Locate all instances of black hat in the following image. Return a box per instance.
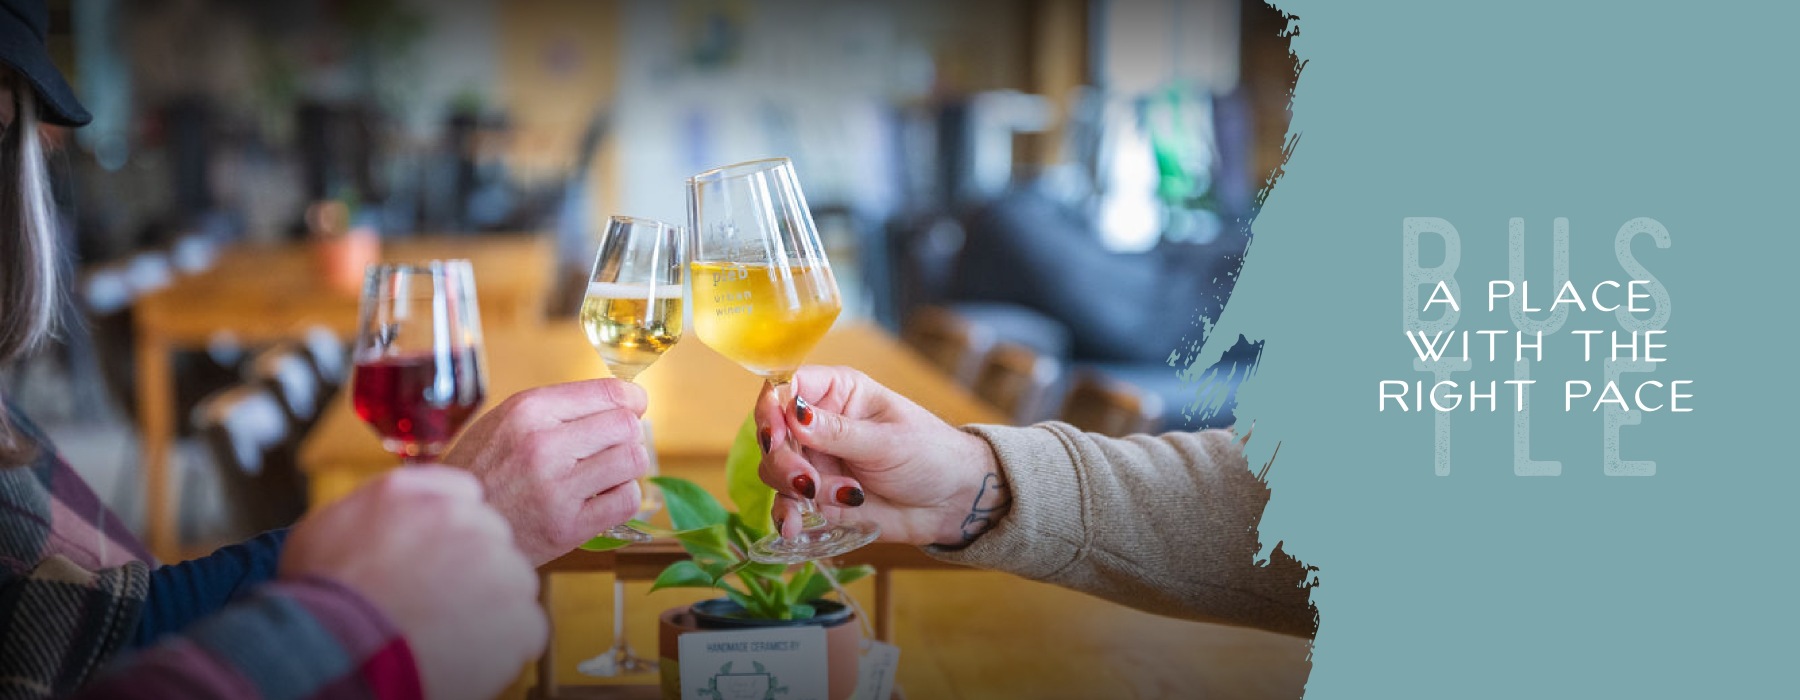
[0,0,91,127]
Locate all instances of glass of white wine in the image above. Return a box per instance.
[579,215,684,543]
[687,157,879,564]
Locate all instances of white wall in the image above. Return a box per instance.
[1102,0,1240,94]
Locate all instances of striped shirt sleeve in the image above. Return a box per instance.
[75,576,422,700]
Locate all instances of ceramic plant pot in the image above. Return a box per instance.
[658,599,860,700]
[313,227,379,296]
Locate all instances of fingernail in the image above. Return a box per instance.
[795,396,813,426]
[758,427,772,453]
[792,474,816,499]
[836,485,865,507]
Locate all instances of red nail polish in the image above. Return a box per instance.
[836,485,865,507]
[793,474,816,499]
[795,397,813,426]
[758,427,772,453]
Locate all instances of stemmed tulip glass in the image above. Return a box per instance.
[577,215,683,542]
[351,261,488,464]
[686,157,878,564]
[574,216,682,676]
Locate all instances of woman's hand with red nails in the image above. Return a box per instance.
[755,366,1001,546]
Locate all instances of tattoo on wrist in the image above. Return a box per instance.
[959,472,1012,543]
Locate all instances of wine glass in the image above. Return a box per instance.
[579,215,683,540]
[687,157,878,564]
[576,217,681,675]
[351,260,488,464]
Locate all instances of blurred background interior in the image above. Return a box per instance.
[6,0,1296,556]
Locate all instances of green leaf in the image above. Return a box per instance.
[792,563,875,603]
[624,519,677,537]
[700,560,737,586]
[650,560,717,593]
[742,561,790,579]
[724,414,776,539]
[716,554,789,584]
[722,587,757,611]
[725,514,757,554]
[784,557,820,601]
[789,603,815,620]
[729,563,784,619]
[579,535,632,551]
[790,567,830,605]
[672,524,735,563]
[761,577,790,611]
[649,476,729,531]
[831,564,875,587]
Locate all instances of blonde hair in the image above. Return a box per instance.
[0,75,59,365]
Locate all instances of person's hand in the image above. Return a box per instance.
[755,366,1008,547]
[443,379,651,565]
[280,467,545,700]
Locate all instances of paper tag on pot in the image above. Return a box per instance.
[678,626,829,700]
[854,641,900,700]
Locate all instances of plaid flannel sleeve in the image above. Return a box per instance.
[75,576,422,700]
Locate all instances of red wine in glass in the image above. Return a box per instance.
[352,260,488,463]
[351,349,486,459]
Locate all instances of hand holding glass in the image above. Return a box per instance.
[687,157,878,563]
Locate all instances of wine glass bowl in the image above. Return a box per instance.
[580,215,685,543]
[580,216,686,384]
[688,260,840,378]
[351,260,487,463]
[687,157,878,564]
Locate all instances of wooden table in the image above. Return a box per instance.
[136,234,554,561]
[299,322,1312,699]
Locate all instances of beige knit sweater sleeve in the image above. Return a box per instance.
[925,423,1317,638]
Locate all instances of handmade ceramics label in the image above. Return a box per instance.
[677,627,829,700]
[854,641,900,700]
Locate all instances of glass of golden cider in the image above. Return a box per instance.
[687,157,878,564]
[579,215,684,544]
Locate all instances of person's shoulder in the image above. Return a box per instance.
[1,401,155,569]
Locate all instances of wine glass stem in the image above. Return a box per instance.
[612,578,629,649]
[771,380,828,530]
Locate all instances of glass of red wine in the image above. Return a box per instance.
[351,260,488,464]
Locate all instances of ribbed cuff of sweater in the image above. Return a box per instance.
[922,423,1088,579]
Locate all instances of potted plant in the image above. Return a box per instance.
[305,197,379,296]
[585,419,873,699]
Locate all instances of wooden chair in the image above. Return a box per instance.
[191,384,310,535]
[972,342,1062,425]
[1058,371,1164,437]
[301,326,350,388]
[299,327,350,414]
[246,344,324,432]
[78,262,241,432]
[901,305,995,385]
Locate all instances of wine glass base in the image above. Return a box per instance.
[748,521,880,564]
[601,524,654,543]
[577,646,659,677]
[382,438,449,463]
